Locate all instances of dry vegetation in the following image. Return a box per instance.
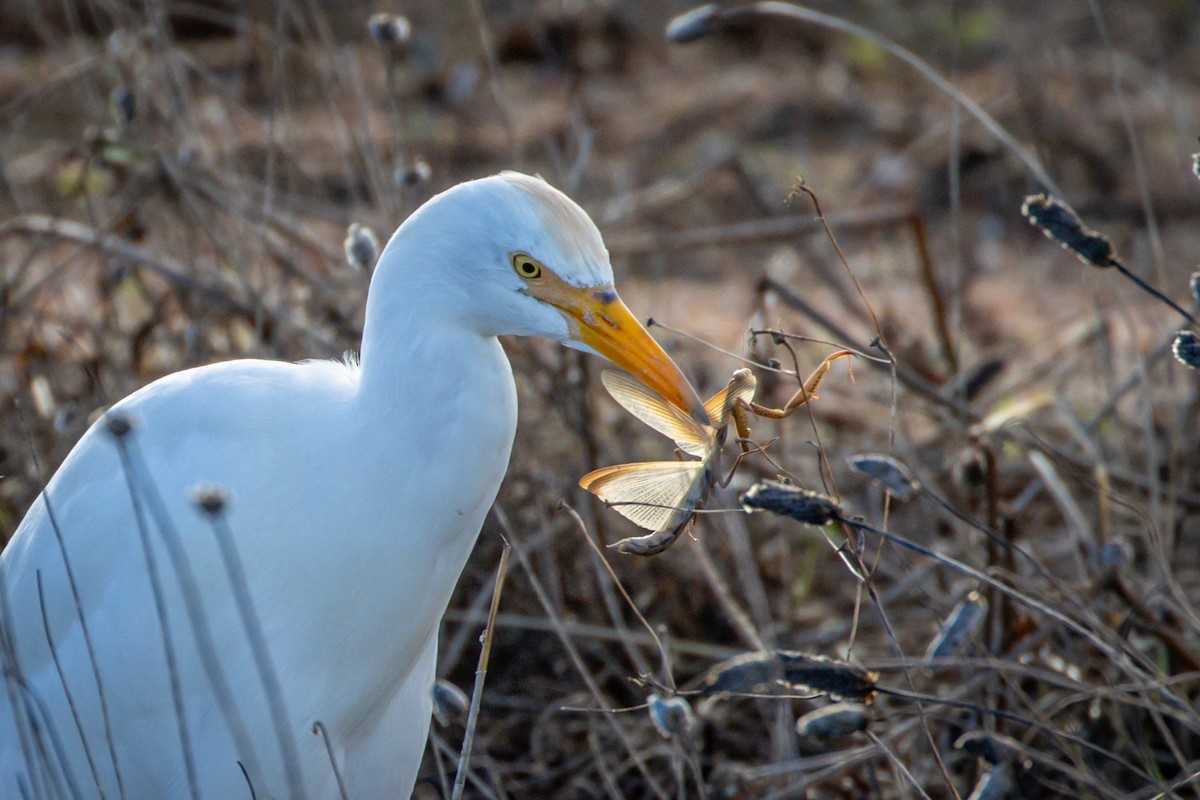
[2,0,1200,797]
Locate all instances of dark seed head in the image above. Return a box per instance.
[926,591,987,663]
[847,453,919,500]
[192,484,229,515]
[1099,540,1129,571]
[368,13,411,45]
[665,4,722,44]
[796,703,870,741]
[395,158,431,187]
[741,481,843,526]
[103,413,132,438]
[343,223,380,271]
[966,761,1014,800]
[1021,194,1116,269]
[432,680,469,727]
[111,86,135,124]
[699,650,876,703]
[956,730,1019,766]
[1173,331,1200,370]
[647,693,698,740]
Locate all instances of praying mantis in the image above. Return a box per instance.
[579,350,853,555]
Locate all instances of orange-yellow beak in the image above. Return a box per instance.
[530,279,708,425]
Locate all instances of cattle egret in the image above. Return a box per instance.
[0,172,706,799]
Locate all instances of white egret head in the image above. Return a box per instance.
[368,171,708,422]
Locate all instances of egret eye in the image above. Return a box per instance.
[511,253,544,280]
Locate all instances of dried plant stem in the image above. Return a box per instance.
[451,540,511,800]
[842,517,1170,693]
[496,508,671,800]
[35,571,103,798]
[704,2,1062,195]
[605,204,913,256]
[562,503,671,686]
[466,0,520,164]
[120,442,272,795]
[310,721,348,800]
[1111,260,1198,328]
[760,278,970,419]
[692,537,764,651]
[111,436,201,800]
[202,509,305,799]
[909,214,957,372]
[866,731,933,800]
[31,488,125,799]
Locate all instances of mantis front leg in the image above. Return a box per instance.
[735,350,854,446]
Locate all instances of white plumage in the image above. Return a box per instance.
[0,173,704,799]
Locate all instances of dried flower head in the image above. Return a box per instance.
[432,679,469,727]
[192,484,229,516]
[796,703,870,741]
[396,158,431,188]
[647,693,698,740]
[665,4,722,44]
[847,453,919,500]
[1021,194,1116,269]
[343,223,380,271]
[741,481,843,526]
[1173,331,1200,371]
[368,13,411,45]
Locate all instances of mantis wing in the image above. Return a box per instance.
[601,370,713,457]
[579,461,708,532]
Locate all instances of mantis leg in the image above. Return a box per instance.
[746,349,854,420]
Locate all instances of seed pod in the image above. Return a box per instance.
[432,680,469,727]
[796,703,869,740]
[847,453,919,500]
[1173,331,1200,371]
[647,693,698,740]
[741,481,843,526]
[698,650,876,703]
[778,651,877,702]
[1021,194,1116,269]
[926,591,987,663]
[343,223,380,271]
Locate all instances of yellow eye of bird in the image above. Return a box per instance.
[511,253,543,280]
